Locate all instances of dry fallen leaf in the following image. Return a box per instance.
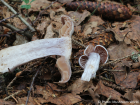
[94,81,124,101]
[17,97,36,105]
[35,83,59,99]
[2,6,12,22]
[67,78,93,94]
[12,17,27,29]
[83,21,98,37]
[46,93,81,105]
[21,0,51,12]
[132,90,140,104]
[68,10,90,26]
[88,88,100,105]
[87,15,105,26]
[107,43,137,60]
[36,17,50,34]
[123,90,133,100]
[113,15,140,44]
[0,99,15,105]
[44,23,55,39]
[113,72,139,88]
[50,7,67,22]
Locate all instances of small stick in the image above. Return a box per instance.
[0,0,35,32]
[7,60,42,88]
[7,77,17,89]
[100,76,115,82]
[0,23,33,38]
[4,89,25,100]
[25,58,47,105]
[104,95,111,105]
[101,52,140,67]
[0,14,18,23]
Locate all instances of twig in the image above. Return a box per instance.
[4,90,25,100]
[25,58,48,105]
[0,34,10,37]
[0,14,18,23]
[100,76,115,82]
[0,23,33,38]
[103,69,124,72]
[101,52,140,67]
[0,0,35,32]
[7,77,17,89]
[95,79,129,91]
[25,68,40,105]
[7,60,43,88]
[104,95,111,105]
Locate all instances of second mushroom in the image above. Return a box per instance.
[79,44,108,81]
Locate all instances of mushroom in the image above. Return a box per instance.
[79,44,108,81]
[0,15,74,83]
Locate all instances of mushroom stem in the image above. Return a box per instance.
[0,37,71,73]
[81,53,100,81]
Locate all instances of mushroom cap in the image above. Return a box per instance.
[59,15,74,37]
[95,45,108,64]
[84,44,95,56]
[79,44,108,68]
[79,55,88,69]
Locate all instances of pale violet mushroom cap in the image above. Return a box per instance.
[79,44,108,81]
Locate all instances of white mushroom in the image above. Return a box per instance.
[79,44,108,81]
[0,15,74,83]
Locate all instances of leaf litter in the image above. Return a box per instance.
[0,0,140,105]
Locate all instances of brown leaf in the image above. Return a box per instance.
[123,90,133,100]
[107,43,137,60]
[44,23,55,39]
[68,10,90,26]
[83,21,98,37]
[12,17,27,29]
[94,81,123,101]
[132,90,140,104]
[52,2,62,9]
[17,97,36,105]
[21,0,51,12]
[67,78,93,94]
[87,15,105,26]
[0,99,15,105]
[113,71,139,88]
[2,7,12,22]
[46,93,81,105]
[50,8,67,22]
[36,17,50,34]
[88,88,100,105]
[113,15,140,44]
[35,83,59,99]
[35,97,47,104]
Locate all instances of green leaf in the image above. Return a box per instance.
[21,5,27,9]
[22,0,29,4]
[30,0,35,3]
[20,5,31,9]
